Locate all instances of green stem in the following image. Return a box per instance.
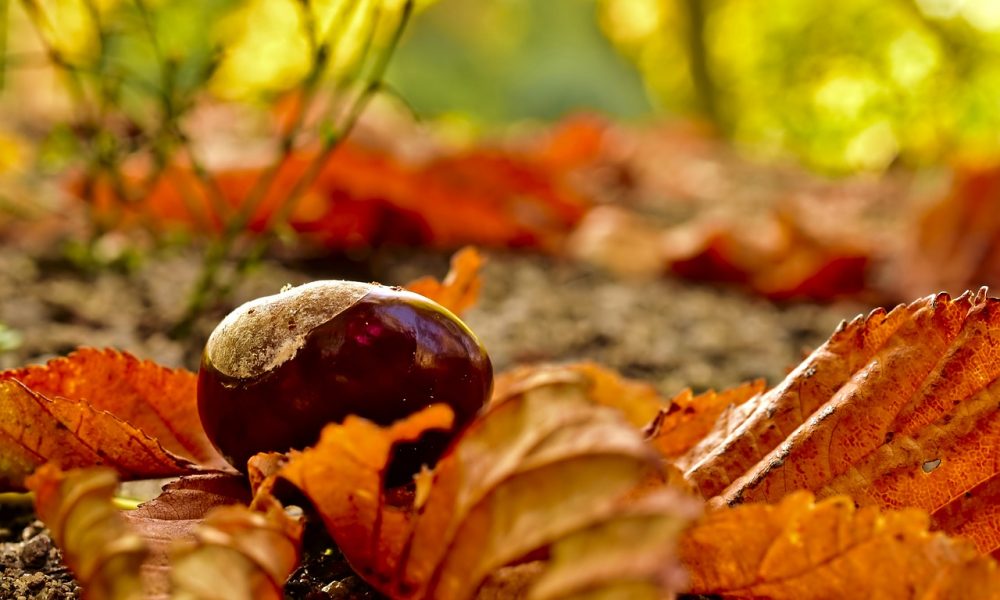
[169,0,414,340]
[682,0,720,127]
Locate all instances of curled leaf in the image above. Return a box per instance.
[263,371,700,599]
[680,491,1000,599]
[2,348,227,469]
[492,362,666,428]
[405,246,484,316]
[123,474,252,597]
[170,500,303,600]
[29,464,299,599]
[27,463,147,600]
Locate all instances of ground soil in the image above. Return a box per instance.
[0,241,869,599]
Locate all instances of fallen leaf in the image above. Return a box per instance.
[568,205,871,300]
[891,166,1000,300]
[930,473,1000,560]
[27,464,299,599]
[566,206,667,279]
[81,139,590,252]
[527,489,694,599]
[170,498,302,600]
[257,371,701,599]
[647,379,765,460]
[663,210,871,301]
[491,362,666,428]
[681,288,1000,555]
[405,246,484,316]
[0,379,192,490]
[2,348,227,469]
[27,464,148,600]
[679,491,1000,599]
[123,474,252,597]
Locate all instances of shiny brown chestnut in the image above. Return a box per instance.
[197,281,493,485]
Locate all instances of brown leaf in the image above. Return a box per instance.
[28,464,299,599]
[681,289,1000,554]
[123,474,251,597]
[527,489,696,599]
[81,140,590,252]
[0,379,192,490]
[405,247,484,316]
[261,371,700,599]
[27,464,148,600]
[664,210,871,301]
[892,166,1000,300]
[647,380,765,460]
[170,499,303,600]
[492,362,666,428]
[568,206,871,300]
[930,473,1000,561]
[680,491,1000,599]
[2,348,227,469]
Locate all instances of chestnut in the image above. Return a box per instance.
[197,281,493,485]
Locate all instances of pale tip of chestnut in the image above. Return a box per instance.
[205,280,372,379]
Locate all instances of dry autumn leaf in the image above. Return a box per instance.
[491,361,666,428]
[646,379,765,460]
[405,246,484,316]
[81,140,590,252]
[677,288,1000,556]
[27,464,147,600]
[892,166,1000,300]
[27,464,300,599]
[663,210,871,301]
[254,369,701,600]
[121,474,251,597]
[0,378,192,490]
[169,498,302,600]
[2,348,227,469]
[680,491,1000,599]
[568,205,871,300]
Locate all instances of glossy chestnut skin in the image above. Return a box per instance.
[198,282,493,485]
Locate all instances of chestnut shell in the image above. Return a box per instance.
[198,282,493,484]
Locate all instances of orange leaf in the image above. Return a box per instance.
[663,211,871,301]
[265,372,700,599]
[892,166,1000,300]
[0,379,192,490]
[682,289,1000,554]
[170,500,302,600]
[647,379,765,460]
[27,464,147,600]
[680,492,1000,599]
[491,362,667,428]
[79,139,590,252]
[2,348,227,470]
[122,474,251,597]
[28,465,300,599]
[405,246,484,316]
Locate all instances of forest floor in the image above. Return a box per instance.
[0,237,868,598]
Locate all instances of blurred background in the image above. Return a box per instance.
[0,0,997,392]
[5,0,1000,173]
[392,0,1000,173]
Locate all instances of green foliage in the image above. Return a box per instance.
[4,0,415,338]
[600,0,1000,172]
[385,0,652,127]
